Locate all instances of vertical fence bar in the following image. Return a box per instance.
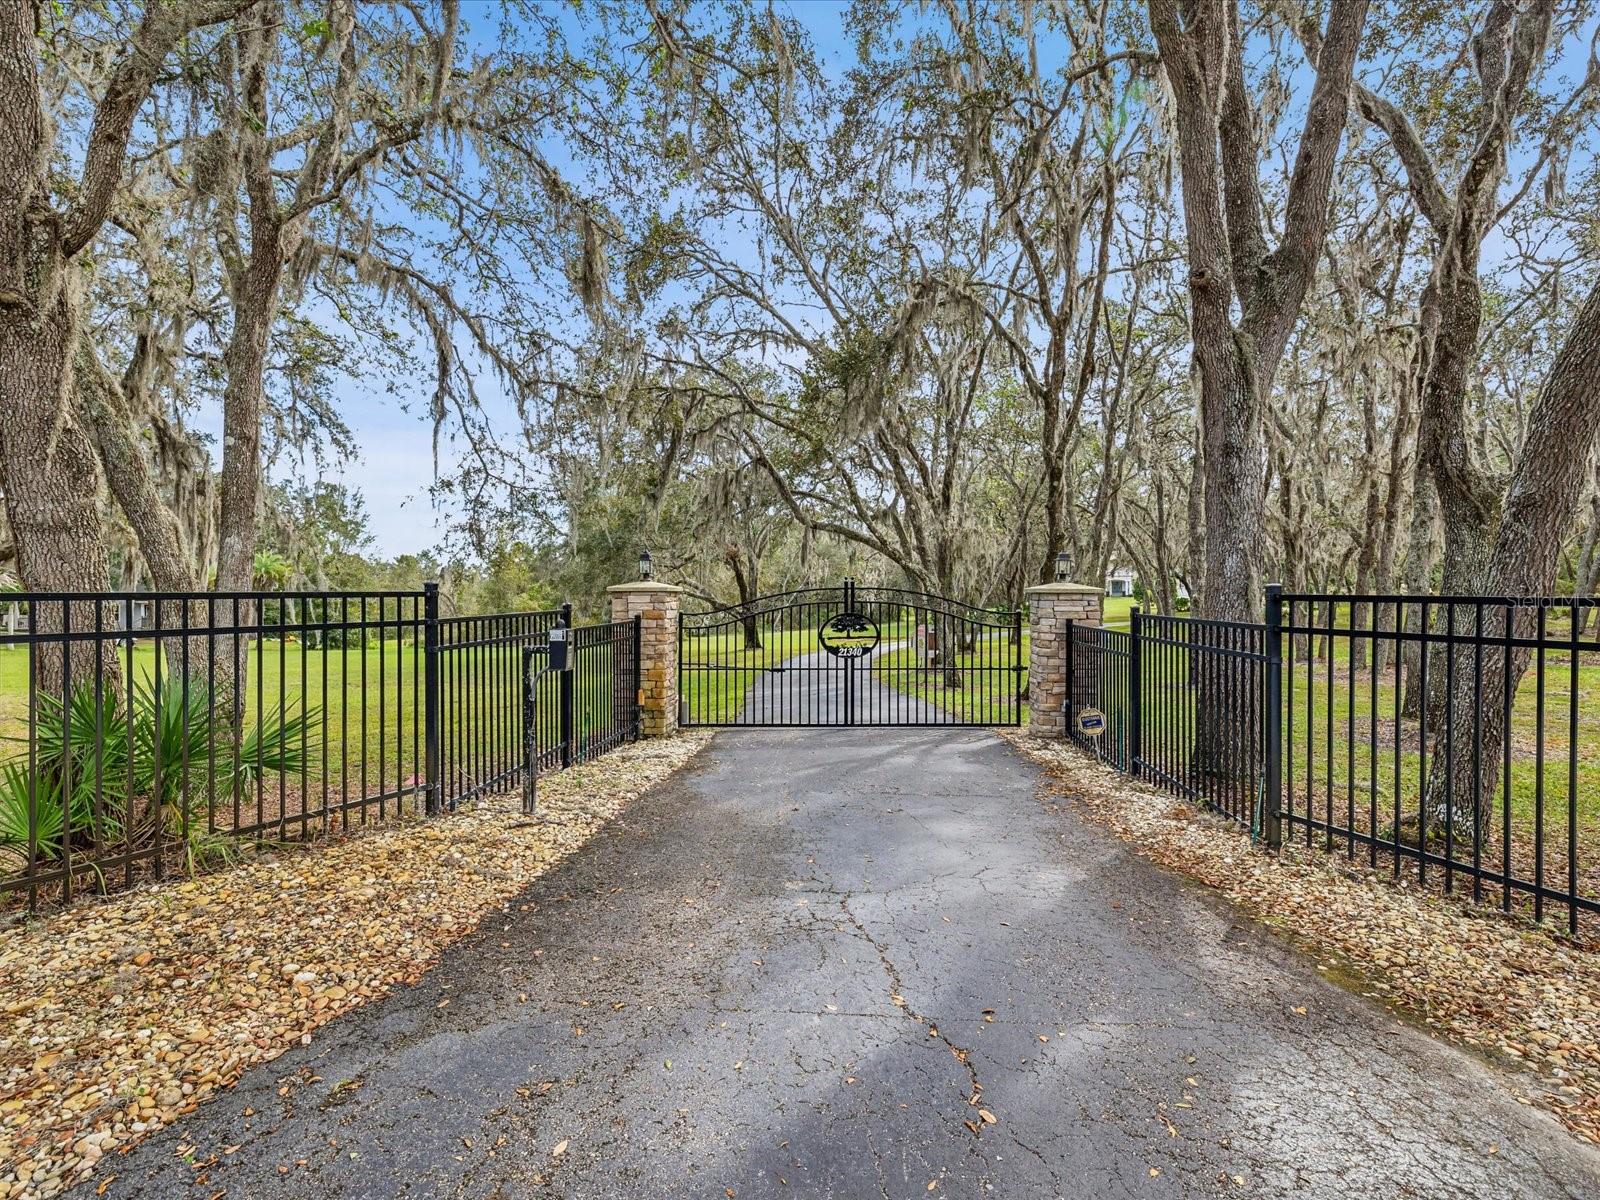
[1570,599,1581,934]
[558,609,575,770]
[522,646,539,815]
[1263,584,1284,849]
[1064,618,1076,737]
[423,582,442,817]
[1128,606,1143,777]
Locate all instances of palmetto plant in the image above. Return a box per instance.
[0,765,68,873]
[0,674,320,877]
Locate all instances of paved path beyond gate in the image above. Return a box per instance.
[86,730,1600,1199]
[735,643,947,725]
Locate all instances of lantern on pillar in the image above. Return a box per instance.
[1054,551,1071,582]
[638,548,653,581]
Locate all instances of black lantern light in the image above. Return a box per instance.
[638,547,653,581]
[1054,550,1071,582]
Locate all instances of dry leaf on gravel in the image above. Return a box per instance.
[0,733,709,1199]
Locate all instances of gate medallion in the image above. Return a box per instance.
[818,611,880,658]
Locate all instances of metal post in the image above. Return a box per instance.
[1011,606,1024,724]
[423,581,442,816]
[558,610,575,769]
[522,646,539,815]
[842,577,855,727]
[1128,605,1143,776]
[1263,583,1284,849]
[1063,617,1075,735]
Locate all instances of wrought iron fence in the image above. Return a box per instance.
[522,616,642,810]
[1065,623,1133,771]
[0,587,640,907]
[439,606,563,808]
[678,580,1023,727]
[1064,588,1600,935]
[1279,591,1600,934]
[1067,612,1267,829]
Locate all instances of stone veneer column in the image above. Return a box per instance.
[1024,581,1104,738]
[607,581,683,737]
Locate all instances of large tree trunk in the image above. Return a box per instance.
[1148,0,1368,776]
[0,294,118,693]
[1576,486,1600,635]
[75,341,232,696]
[76,344,202,592]
[1194,319,1264,624]
[725,544,763,651]
[1420,274,1502,596]
[0,4,117,693]
[1184,417,1205,615]
[211,15,291,726]
[1420,279,1600,837]
[1,0,252,697]
[216,247,283,592]
[1399,466,1439,719]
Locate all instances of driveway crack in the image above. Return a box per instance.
[836,893,987,1140]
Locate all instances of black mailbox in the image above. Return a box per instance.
[548,625,570,671]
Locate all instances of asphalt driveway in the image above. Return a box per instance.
[82,729,1600,1199]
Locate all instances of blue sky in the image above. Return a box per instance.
[222,0,863,561]
[227,1,1597,559]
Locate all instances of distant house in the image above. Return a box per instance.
[1105,567,1137,598]
[114,599,154,631]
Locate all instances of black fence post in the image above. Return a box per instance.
[1011,606,1024,723]
[557,609,575,769]
[1263,583,1284,849]
[631,613,644,739]
[522,646,539,815]
[423,581,442,817]
[1063,618,1075,736]
[1129,605,1143,777]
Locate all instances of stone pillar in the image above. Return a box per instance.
[1024,582,1103,738]
[608,582,683,737]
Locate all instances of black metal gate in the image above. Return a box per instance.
[678,578,1022,727]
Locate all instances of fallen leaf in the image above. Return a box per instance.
[0,735,710,1196]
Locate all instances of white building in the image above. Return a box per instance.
[1105,567,1137,598]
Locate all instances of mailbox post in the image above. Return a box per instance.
[524,621,575,815]
[549,622,575,768]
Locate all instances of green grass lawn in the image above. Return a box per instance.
[677,626,824,724]
[872,632,1028,724]
[0,636,623,815]
[2,639,428,777]
[1275,644,1600,843]
[1103,595,1137,629]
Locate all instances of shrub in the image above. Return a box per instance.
[1,674,320,879]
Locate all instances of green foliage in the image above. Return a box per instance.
[252,550,292,590]
[1,675,320,877]
[0,764,66,868]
